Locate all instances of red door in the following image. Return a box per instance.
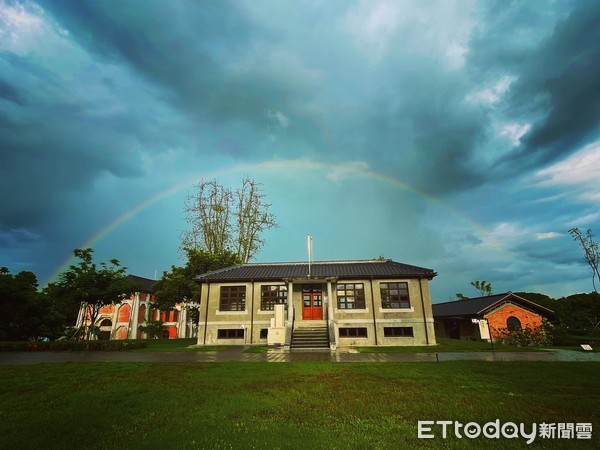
[302,285,323,320]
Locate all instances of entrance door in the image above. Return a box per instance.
[302,285,323,320]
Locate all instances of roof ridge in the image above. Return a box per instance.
[196,259,436,281]
[240,259,389,266]
[128,274,156,282]
[433,292,510,305]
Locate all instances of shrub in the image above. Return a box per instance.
[0,340,148,352]
[542,321,572,346]
[497,323,550,347]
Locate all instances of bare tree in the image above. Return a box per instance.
[181,180,232,254]
[569,228,600,292]
[181,178,276,263]
[234,177,277,263]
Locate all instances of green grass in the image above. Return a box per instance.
[0,361,597,448]
[357,337,546,353]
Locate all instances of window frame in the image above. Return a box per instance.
[380,282,411,309]
[219,285,246,312]
[383,326,414,337]
[217,328,244,339]
[260,285,288,311]
[506,316,522,331]
[338,327,368,338]
[336,283,366,310]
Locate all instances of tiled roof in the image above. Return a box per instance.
[128,275,156,293]
[195,259,437,282]
[432,292,554,317]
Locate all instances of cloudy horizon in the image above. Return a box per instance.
[1,0,599,301]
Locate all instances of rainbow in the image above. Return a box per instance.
[48,158,486,283]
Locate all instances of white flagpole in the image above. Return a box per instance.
[307,234,313,277]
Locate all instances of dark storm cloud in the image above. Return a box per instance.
[0,107,136,228]
[515,0,600,162]
[38,0,313,140]
[470,0,600,169]
[0,77,23,105]
[0,228,40,248]
[0,50,150,230]
[356,61,489,194]
[514,238,582,266]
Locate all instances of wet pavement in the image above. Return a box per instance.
[1,347,599,365]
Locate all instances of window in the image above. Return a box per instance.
[339,327,367,338]
[506,316,522,331]
[217,329,244,339]
[220,286,246,311]
[380,282,410,309]
[384,327,413,337]
[261,285,288,310]
[336,283,366,309]
[260,329,268,339]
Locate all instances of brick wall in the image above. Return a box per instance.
[485,303,543,339]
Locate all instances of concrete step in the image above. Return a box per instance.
[295,320,327,328]
[292,326,329,349]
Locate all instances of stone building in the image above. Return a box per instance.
[194,259,437,349]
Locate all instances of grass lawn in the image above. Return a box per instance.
[1,361,597,449]
[357,337,546,353]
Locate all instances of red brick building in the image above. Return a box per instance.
[432,292,553,341]
[75,275,196,340]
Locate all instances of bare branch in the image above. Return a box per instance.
[569,228,600,292]
[181,178,276,262]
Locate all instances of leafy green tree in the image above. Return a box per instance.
[471,280,493,296]
[0,268,68,340]
[569,228,600,292]
[517,291,600,337]
[557,292,600,335]
[0,269,41,340]
[49,248,135,340]
[455,293,470,301]
[153,249,241,322]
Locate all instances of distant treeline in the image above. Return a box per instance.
[517,292,600,336]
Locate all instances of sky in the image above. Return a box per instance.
[1,0,599,301]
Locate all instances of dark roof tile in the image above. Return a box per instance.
[195,259,436,282]
[432,292,554,317]
[128,274,156,293]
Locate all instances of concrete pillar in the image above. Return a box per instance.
[179,306,188,338]
[75,303,85,328]
[327,280,334,321]
[110,303,119,339]
[287,281,294,323]
[129,293,140,339]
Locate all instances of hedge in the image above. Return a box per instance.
[0,340,148,352]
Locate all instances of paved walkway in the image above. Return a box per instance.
[1,347,599,365]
